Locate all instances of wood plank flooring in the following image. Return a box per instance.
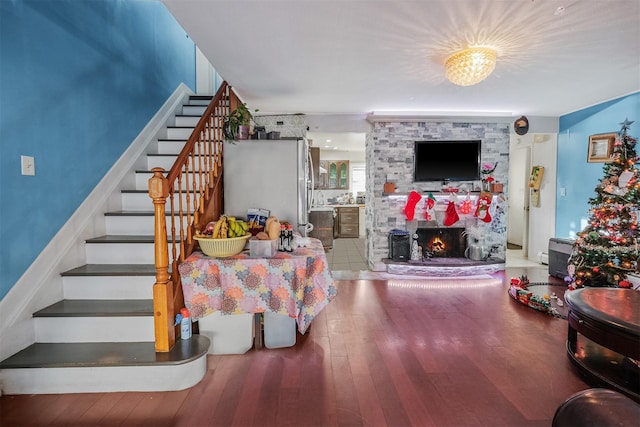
[0,267,589,426]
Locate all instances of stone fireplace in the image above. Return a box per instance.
[417,226,466,258]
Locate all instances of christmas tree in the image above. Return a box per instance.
[567,118,639,289]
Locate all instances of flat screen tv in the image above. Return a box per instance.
[414,140,481,182]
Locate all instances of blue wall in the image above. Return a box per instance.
[0,0,196,299]
[556,92,640,238]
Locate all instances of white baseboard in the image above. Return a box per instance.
[537,252,549,265]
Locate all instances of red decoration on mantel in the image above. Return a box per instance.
[459,194,473,214]
[443,200,460,226]
[404,191,422,221]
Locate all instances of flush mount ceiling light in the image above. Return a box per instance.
[445,47,497,86]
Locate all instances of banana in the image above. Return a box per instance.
[220,218,229,238]
[208,216,246,239]
[230,221,242,238]
[211,219,222,239]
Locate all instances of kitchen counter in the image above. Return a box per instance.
[309,206,336,212]
[314,204,365,208]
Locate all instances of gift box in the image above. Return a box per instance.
[247,208,270,227]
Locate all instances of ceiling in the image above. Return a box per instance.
[162,0,639,132]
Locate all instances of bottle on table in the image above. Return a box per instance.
[279,224,286,251]
[286,224,294,252]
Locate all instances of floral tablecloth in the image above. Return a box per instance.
[178,238,337,334]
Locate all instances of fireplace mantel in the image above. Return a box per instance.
[365,119,509,272]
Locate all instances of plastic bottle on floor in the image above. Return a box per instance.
[180,308,192,340]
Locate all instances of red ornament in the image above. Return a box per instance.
[593,267,600,273]
[619,280,631,288]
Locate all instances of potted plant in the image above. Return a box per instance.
[224,103,257,141]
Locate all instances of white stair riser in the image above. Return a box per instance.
[121,191,194,211]
[182,105,206,115]
[105,215,161,235]
[63,276,154,300]
[189,98,211,106]
[147,155,179,170]
[157,140,186,154]
[166,127,194,140]
[135,171,208,191]
[86,243,155,264]
[35,317,154,342]
[175,116,201,127]
[147,155,217,172]
[0,356,207,394]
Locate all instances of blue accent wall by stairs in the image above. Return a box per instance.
[0,0,196,299]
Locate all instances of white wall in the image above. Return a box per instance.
[510,132,558,262]
[528,133,558,261]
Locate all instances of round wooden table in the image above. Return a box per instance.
[565,288,640,402]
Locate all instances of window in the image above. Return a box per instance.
[351,165,366,196]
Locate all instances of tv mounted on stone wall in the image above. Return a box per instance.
[413,140,481,182]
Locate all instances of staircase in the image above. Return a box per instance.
[0,96,214,395]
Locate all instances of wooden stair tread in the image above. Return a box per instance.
[33,299,153,317]
[85,235,155,243]
[104,211,156,216]
[61,264,157,276]
[121,189,194,193]
[0,336,209,369]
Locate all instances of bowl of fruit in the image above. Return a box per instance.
[194,216,250,257]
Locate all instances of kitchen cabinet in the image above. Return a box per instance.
[309,209,334,249]
[310,147,320,189]
[319,160,349,189]
[334,206,359,238]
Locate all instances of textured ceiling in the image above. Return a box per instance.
[163,0,639,119]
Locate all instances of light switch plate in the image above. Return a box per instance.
[21,155,35,176]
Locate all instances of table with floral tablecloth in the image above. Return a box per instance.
[178,237,337,334]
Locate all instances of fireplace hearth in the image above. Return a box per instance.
[417,227,466,258]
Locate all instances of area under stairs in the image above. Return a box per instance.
[0,96,214,395]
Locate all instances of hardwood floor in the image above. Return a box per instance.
[0,267,589,426]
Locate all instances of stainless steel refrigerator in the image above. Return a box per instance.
[223,138,315,236]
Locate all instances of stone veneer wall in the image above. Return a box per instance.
[254,114,308,138]
[365,120,510,271]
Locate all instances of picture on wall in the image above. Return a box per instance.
[587,132,616,163]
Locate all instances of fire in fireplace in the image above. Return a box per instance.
[417,227,467,258]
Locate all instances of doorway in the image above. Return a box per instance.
[508,144,531,258]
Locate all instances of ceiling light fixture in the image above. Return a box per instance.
[445,47,497,86]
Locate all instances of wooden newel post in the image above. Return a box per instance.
[148,167,175,352]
